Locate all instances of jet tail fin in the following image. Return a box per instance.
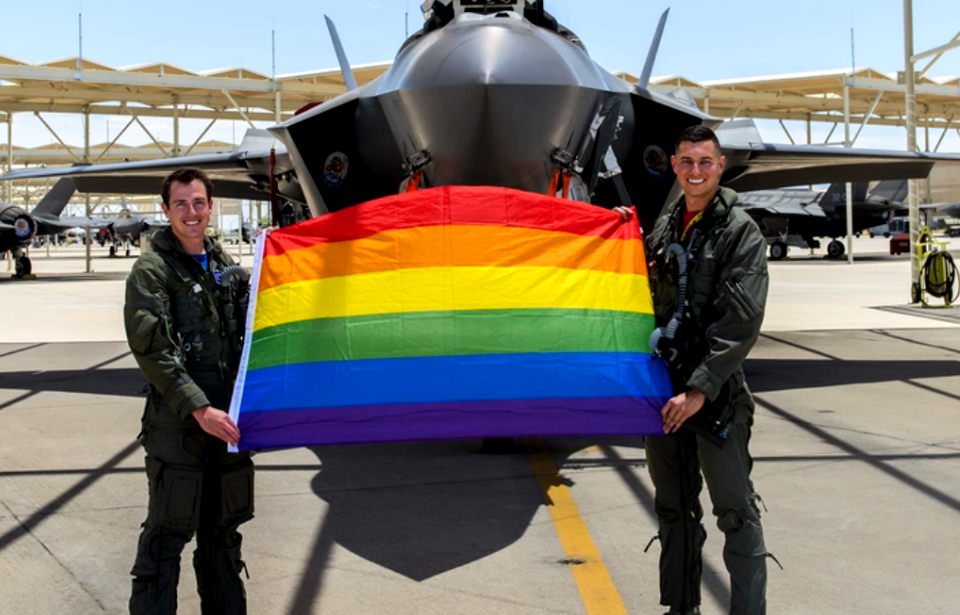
[31,178,77,219]
[325,15,358,91]
[639,9,669,89]
[821,182,868,209]
[238,128,277,153]
[868,179,908,205]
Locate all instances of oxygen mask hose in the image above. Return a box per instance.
[921,250,958,303]
[219,265,250,287]
[648,243,688,358]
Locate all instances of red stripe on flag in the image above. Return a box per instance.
[265,186,640,257]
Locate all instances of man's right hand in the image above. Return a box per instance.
[612,206,634,221]
[192,405,241,446]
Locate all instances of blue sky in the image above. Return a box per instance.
[2,0,959,151]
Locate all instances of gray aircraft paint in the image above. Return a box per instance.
[0,1,954,231]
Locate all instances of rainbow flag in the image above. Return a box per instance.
[229,186,671,451]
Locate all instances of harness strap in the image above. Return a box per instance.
[405,170,423,193]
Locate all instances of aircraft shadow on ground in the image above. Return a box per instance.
[301,439,556,582]
[746,358,960,394]
[284,436,734,613]
[0,368,145,401]
[0,271,130,284]
[2,357,956,402]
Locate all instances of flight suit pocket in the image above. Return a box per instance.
[691,255,718,307]
[219,458,255,528]
[716,276,762,322]
[147,457,204,532]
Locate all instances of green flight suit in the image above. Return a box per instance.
[125,228,253,615]
[643,187,770,615]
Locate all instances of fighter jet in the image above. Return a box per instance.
[1,0,954,231]
[0,179,80,274]
[740,181,913,260]
[1,179,167,273]
[90,197,167,256]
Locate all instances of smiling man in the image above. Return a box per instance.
[617,125,772,615]
[124,168,254,614]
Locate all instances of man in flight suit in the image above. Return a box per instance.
[616,125,772,615]
[125,167,253,614]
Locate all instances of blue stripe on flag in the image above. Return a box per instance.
[238,352,672,413]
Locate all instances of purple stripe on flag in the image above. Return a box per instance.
[235,396,668,450]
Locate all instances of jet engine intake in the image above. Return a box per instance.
[0,206,37,252]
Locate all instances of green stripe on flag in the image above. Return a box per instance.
[247,309,656,371]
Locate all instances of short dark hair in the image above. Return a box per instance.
[675,125,722,156]
[161,168,214,205]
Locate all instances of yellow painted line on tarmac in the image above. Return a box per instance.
[526,440,629,615]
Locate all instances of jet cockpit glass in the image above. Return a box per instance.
[423,0,526,18]
[458,0,520,10]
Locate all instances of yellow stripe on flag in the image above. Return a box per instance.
[254,266,653,332]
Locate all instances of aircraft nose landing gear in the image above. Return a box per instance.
[827,240,846,259]
[769,241,788,261]
[10,247,34,279]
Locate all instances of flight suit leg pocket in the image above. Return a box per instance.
[147,457,204,532]
[219,458,255,529]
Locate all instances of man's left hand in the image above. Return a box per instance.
[660,389,706,434]
[612,206,634,221]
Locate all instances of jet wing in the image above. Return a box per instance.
[740,201,827,218]
[939,202,960,217]
[34,218,86,236]
[0,130,295,202]
[720,142,955,192]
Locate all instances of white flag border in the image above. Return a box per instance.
[228,229,270,453]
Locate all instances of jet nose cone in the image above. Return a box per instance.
[380,12,611,92]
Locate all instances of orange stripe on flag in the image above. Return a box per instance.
[259,225,647,292]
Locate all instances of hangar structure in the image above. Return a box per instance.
[3,56,960,210]
[0,55,388,212]
[621,68,960,204]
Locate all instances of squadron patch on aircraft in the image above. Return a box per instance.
[643,145,668,180]
[13,218,33,239]
[323,152,349,187]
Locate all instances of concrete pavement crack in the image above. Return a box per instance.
[0,498,108,613]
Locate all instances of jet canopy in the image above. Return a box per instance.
[422,0,539,19]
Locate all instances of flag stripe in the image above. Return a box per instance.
[247,309,656,370]
[254,266,653,331]
[258,224,645,292]
[265,186,640,257]
[238,352,670,412]
[235,397,668,449]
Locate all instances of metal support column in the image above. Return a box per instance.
[84,108,92,273]
[843,85,854,264]
[904,0,920,284]
[923,119,933,203]
[275,90,282,124]
[236,201,243,264]
[173,97,180,157]
[5,113,11,203]
[248,199,255,255]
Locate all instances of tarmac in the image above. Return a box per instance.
[0,238,958,614]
